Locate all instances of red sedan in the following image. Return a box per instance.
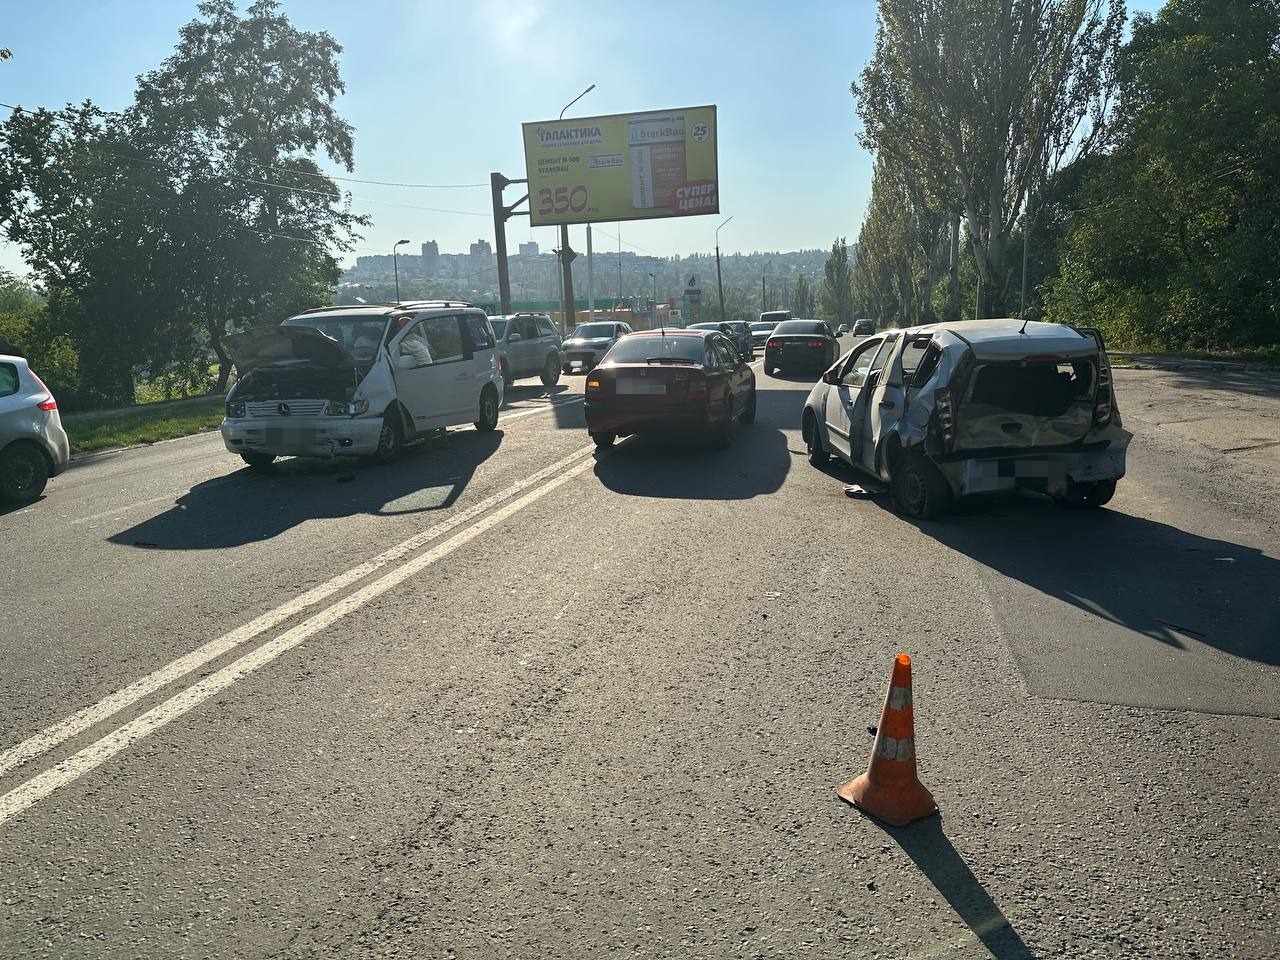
[583,329,757,449]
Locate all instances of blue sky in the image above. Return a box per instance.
[1,0,1164,275]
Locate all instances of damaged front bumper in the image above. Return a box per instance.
[221,415,385,459]
[937,427,1132,498]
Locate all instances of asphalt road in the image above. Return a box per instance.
[1,344,1277,959]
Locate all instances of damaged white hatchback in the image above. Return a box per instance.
[802,319,1131,519]
[221,302,503,471]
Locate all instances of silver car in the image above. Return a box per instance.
[802,319,1130,518]
[1,354,71,502]
[561,320,632,374]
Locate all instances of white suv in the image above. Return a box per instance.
[221,302,503,470]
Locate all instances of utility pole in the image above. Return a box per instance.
[555,84,596,335]
[762,259,771,313]
[489,172,528,315]
[715,215,732,322]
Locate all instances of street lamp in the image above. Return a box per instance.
[715,215,733,322]
[392,239,410,303]
[648,272,659,331]
[556,84,596,334]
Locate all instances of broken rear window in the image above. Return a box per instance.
[969,359,1094,417]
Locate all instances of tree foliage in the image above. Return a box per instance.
[0,0,363,404]
[1043,0,1280,350]
[790,273,816,318]
[818,237,855,328]
[854,0,1125,317]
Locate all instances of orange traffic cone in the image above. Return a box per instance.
[837,653,938,827]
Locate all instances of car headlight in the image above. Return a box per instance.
[325,398,370,416]
[226,400,245,418]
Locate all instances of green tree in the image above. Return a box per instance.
[790,274,816,317]
[854,0,1125,317]
[1044,0,1280,351]
[818,237,855,329]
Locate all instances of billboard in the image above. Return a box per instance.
[522,105,718,227]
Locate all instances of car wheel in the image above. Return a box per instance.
[591,431,615,449]
[892,454,951,520]
[540,354,561,387]
[739,388,757,425]
[0,443,49,503]
[240,452,276,472]
[367,415,403,464]
[474,385,500,432]
[1058,479,1117,509]
[499,359,512,390]
[804,413,829,467]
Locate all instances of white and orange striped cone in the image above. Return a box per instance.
[838,653,938,827]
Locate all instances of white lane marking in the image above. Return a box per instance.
[497,395,583,423]
[0,443,596,781]
[0,450,598,827]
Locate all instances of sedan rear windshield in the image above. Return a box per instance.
[604,335,705,364]
[773,320,827,336]
[570,323,616,339]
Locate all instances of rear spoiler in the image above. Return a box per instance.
[1071,326,1107,351]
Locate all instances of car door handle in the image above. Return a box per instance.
[878,399,896,408]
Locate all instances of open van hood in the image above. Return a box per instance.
[224,326,357,376]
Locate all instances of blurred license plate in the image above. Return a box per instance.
[617,379,667,395]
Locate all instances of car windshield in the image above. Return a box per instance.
[774,320,827,336]
[604,335,705,365]
[489,318,508,338]
[570,323,615,339]
[282,313,389,364]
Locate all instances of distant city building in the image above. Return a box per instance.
[469,238,495,279]
[518,241,539,257]
[420,240,439,277]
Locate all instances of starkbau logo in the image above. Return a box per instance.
[536,125,604,147]
[671,180,718,213]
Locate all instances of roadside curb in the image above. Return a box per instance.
[1109,352,1278,374]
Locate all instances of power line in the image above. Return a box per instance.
[0,102,491,213]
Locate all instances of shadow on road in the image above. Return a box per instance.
[591,388,809,500]
[108,429,503,551]
[503,382,570,407]
[876,816,1035,960]
[890,491,1280,667]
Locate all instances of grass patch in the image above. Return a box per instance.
[64,396,226,455]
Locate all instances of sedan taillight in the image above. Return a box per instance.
[687,377,708,400]
[766,339,780,349]
[1093,357,1113,427]
[585,376,604,396]
[808,339,826,348]
[37,395,57,411]
[934,387,956,449]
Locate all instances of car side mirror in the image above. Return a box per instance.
[822,369,839,385]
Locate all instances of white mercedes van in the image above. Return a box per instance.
[221,302,504,470]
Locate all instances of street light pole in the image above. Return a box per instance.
[556,84,596,334]
[715,215,733,322]
[392,239,410,303]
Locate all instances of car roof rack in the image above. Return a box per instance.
[296,303,393,315]
[388,299,475,309]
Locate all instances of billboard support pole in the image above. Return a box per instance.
[586,224,595,322]
[558,224,576,334]
[490,172,529,316]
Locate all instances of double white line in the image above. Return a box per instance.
[0,442,598,827]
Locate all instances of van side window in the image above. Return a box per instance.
[465,315,495,351]
[398,322,434,368]
[535,317,556,338]
[0,362,18,397]
[423,316,465,363]
[516,317,539,340]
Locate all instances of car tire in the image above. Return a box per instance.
[499,359,512,390]
[540,354,561,387]
[591,431,615,449]
[0,443,49,503]
[240,452,276,472]
[367,415,403,464]
[892,454,951,520]
[474,385,500,432]
[1059,479,1117,509]
[804,413,829,467]
[739,388,757,425]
